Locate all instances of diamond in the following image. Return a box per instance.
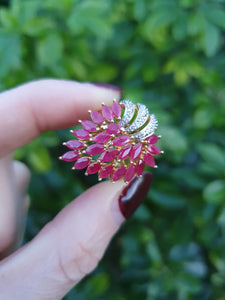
[119,100,136,127]
[133,114,158,140]
[126,103,149,133]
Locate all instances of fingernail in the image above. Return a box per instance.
[118,172,152,219]
[89,82,123,96]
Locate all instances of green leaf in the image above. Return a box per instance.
[204,7,225,29]
[197,143,225,172]
[203,180,225,204]
[0,31,21,77]
[27,146,52,173]
[150,190,187,208]
[143,10,176,32]
[204,22,220,57]
[37,33,63,67]
[193,107,214,129]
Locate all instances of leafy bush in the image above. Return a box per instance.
[1,0,225,299]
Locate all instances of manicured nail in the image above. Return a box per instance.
[89,82,123,96]
[118,172,152,219]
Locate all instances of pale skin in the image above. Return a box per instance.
[0,79,126,299]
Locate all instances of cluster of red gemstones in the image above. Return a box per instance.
[60,101,162,183]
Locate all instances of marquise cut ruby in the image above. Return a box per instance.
[144,153,155,167]
[136,159,145,176]
[146,135,159,144]
[113,135,131,147]
[146,145,161,155]
[74,157,90,169]
[112,102,122,118]
[93,132,111,143]
[102,105,113,121]
[131,143,143,161]
[112,166,126,181]
[86,162,101,174]
[61,151,79,162]
[90,111,104,124]
[81,120,97,132]
[73,129,89,140]
[99,164,113,179]
[86,144,104,155]
[65,140,84,150]
[106,123,121,135]
[99,150,118,162]
[118,144,132,160]
[125,165,135,182]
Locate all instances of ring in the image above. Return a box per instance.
[60,100,163,183]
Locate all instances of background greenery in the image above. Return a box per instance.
[1,0,225,299]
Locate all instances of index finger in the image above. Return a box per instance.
[0,79,123,157]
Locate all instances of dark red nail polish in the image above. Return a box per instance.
[119,172,152,219]
[90,82,123,96]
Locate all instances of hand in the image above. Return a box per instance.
[0,79,152,299]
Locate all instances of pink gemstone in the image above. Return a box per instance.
[112,166,126,181]
[113,135,131,147]
[125,165,136,182]
[136,159,145,176]
[74,157,90,169]
[106,123,121,134]
[144,153,155,167]
[81,120,97,132]
[65,140,84,150]
[99,150,118,162]
[93,132,111,143]
[73,129,89,140]
[99,164,113,179]
[61,151,79,162]
[86,144,104,155]
[90,111,104,124]
[146,145,161,155]
[112,102,122,118]
[131,143,143,161]
[102,105,113,121]
[86,162,101,174]
[118,144,133,160]
[146,135,159,144]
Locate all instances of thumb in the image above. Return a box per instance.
[0,173,152,300]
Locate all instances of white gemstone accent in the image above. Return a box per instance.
[126,103,149,133]
[133,114,158,140]
[119,99,158,141]
[119,100,136,127]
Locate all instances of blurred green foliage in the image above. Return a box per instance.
[1,0,225,299]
